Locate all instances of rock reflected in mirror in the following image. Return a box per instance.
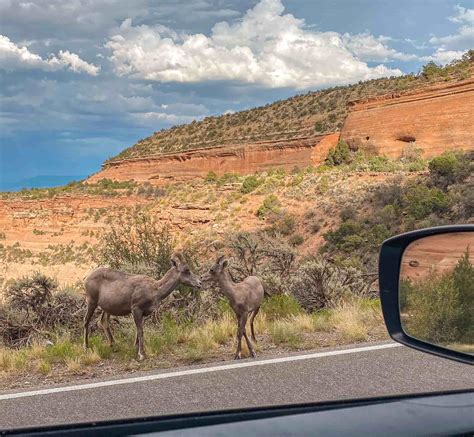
[400,232,474,355]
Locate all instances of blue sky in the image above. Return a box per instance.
[0,0,473,190]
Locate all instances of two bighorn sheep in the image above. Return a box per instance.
[83,252,201,360]
[201,255,264,359]
[84,253,264,361]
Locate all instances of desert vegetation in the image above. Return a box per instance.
[322,150,473,269]
[400,250,474,352]
[1,147,472,385]
[0,178,137,200]
[0,205,386,383]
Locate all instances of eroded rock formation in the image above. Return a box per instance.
[341,78,474,158]
[88,134,339,184]
[85,77,473,184]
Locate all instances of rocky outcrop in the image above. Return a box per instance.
[88,134,339,184]
[341,78,474,157]
[0,196,149,229]
[87,77,473,184]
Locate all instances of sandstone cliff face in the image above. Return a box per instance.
[88,134,339,184]
[341,78,474,158]
[88,78,473,184]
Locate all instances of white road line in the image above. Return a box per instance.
[0,343,401,401]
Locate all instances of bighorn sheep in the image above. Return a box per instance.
[201,255,264,359]
[83,252,201,360]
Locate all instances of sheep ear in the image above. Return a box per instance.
[222,257,231,268]
[171,253,181,268]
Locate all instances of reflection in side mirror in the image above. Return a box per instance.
[400,232,474,355]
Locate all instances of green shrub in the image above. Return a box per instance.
[256,194,281,218]
[340,206,357,221]
[262,294,302,320]
[269,213,296,236]
[325,140,352,166]
[428,152,470,188]
[422,61,442,79]
[314,121,326,132]
[402,183,449,220]
[205,171,218,182]
[401,273,460,344]
[400,251,474,345]
[217,173,238,185]
[240,175,262,194]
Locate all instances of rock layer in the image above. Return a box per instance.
[341,78,474,157]
[88,134,339,184]
[88,78,473,183]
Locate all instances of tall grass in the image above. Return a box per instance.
[0,296,385,377]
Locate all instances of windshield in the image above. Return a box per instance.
[1,0,473,430]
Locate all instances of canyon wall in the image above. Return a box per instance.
[88,78,473,184]
[341,78,474,157]
[88,134,339,184]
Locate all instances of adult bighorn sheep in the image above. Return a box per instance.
[83,252,201,360]
[201,255,264,359]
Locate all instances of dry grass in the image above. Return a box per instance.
[329,299,384,342]
[0,297,386,381]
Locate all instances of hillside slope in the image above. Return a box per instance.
[109,53,473,161]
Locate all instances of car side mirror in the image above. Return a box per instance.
[379,225,473,365]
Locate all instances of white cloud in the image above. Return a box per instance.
[106,0,403,89]
[342,33,416,62]
[448,5,474,24]
[0,35,100,75]
[55,50,100,75]
[421,48,466,64]
[429,6,474,51]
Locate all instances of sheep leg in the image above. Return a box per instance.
[83,301,97,350]
[249,307,260,343]
[234,314,243,360]
[132,308,146,361]
[99,311,114,347]
[243,331,256,358]
[235,312,249,360]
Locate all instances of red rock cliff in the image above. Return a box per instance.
[88,134,339,184]
[88,78,473,184]
[341,78,474,157]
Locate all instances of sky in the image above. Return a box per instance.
[0,0,473,189]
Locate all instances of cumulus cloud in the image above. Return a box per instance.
[429,6,474,51]
[342,33,416,62]
[106,0,403,89]
[0,35,100,75]
[421,48,467,64]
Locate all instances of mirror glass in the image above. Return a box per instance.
[400,232,474,355]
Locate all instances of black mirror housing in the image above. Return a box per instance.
[379,224,474,365]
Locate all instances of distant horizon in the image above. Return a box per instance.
[0,174,88,192]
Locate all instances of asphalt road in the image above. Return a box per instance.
[1,342,473,431]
